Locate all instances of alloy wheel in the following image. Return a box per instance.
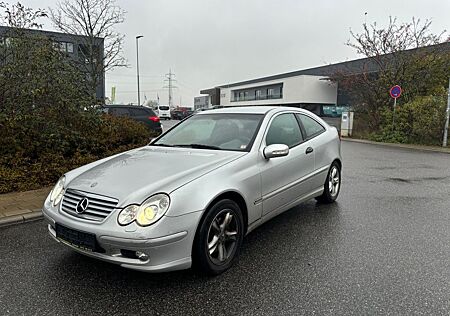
[207,209,239,265]
[328,166,340,197]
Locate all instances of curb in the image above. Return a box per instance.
[0,209,43,228]
[342,138,450,154]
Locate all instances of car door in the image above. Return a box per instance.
[259,112,315,216]
[296,113,328,189]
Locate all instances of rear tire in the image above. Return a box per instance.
[316,162,341,204]
[193,199,244,275]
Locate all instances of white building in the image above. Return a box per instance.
[194,95,210,110]
[218,75,336,115]
[200,64,346,116]
[200,42,450,119]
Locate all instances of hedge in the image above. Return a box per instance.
[0,110,155,193]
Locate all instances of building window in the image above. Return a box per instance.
[66,42,74,53]
[53,41,75,53]
[231,84,282,102]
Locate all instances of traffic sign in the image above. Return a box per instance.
[390,85,402,99]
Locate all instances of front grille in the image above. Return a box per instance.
[61,189,119,222]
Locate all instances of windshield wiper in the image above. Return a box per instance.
[175,144,221,150]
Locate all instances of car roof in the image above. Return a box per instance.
[197,106,310,115]
[104,105,153,109]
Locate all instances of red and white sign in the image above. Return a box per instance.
[389,85,402,99]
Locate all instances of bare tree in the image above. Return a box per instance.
[49,0,127,101]
[0,2,47,29]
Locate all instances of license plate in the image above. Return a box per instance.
[55,223,96,252]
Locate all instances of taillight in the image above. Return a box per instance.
[149,116,160,122]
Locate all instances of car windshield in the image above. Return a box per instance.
[152,113,263,152]
[159,106,170,110]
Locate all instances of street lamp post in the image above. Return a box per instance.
[136,35,143,105]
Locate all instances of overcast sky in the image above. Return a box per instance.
[20,0,450,106]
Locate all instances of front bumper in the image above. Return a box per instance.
[42,200,203,273]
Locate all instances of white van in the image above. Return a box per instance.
[157,105,171,120]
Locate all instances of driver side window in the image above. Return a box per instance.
[266,113,303,148]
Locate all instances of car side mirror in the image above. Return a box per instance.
[263,144,289,159]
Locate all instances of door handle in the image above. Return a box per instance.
[305,147,314,154]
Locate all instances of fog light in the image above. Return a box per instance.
[135,251,149,261]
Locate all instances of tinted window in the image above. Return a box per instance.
[153,114,263,152]
[108,107,130,116]
[159,106,170,110]
[129,108,150,116]
[266,113,303,148]
[297,114,325,138]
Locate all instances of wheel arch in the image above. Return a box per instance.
[203,190,249,234]
[191,190,249,267]
[333,158,342,170]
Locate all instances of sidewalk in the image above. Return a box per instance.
[342,137,450,154]
[0,187,51,227]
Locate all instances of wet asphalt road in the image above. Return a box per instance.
[161,119,179,132]
[1,141,450,315]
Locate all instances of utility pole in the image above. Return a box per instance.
[443,77,450,147]
[164,69,177,108]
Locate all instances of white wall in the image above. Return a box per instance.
[219,75,337,106]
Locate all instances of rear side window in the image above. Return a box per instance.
[297,114,325,138]
[108,107,130,116]
[266,113,303,148]
[129,108,150,116]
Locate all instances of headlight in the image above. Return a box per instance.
[49,176,65,207]
[117,193,170,227]
[117,205,139,226]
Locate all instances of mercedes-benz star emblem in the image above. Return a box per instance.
[76,197,89,214]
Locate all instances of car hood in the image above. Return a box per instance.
[66,146,245,206]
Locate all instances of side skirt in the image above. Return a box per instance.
[246,186,324,235]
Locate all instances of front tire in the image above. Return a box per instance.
[316,162,341,203]
[193,199,244,275]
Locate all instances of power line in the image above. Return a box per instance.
[163,69,178,107]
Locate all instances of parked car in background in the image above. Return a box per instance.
[156,105,171,120]
[42,106,341,275]
[171,109,185,120]
[171,109,194,120]
[101,105,162,135]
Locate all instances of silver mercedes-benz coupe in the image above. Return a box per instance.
[42,106,342,275]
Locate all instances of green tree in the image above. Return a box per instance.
[0,2,94,114]
[0,2,152,193]
[331,17,449,135]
